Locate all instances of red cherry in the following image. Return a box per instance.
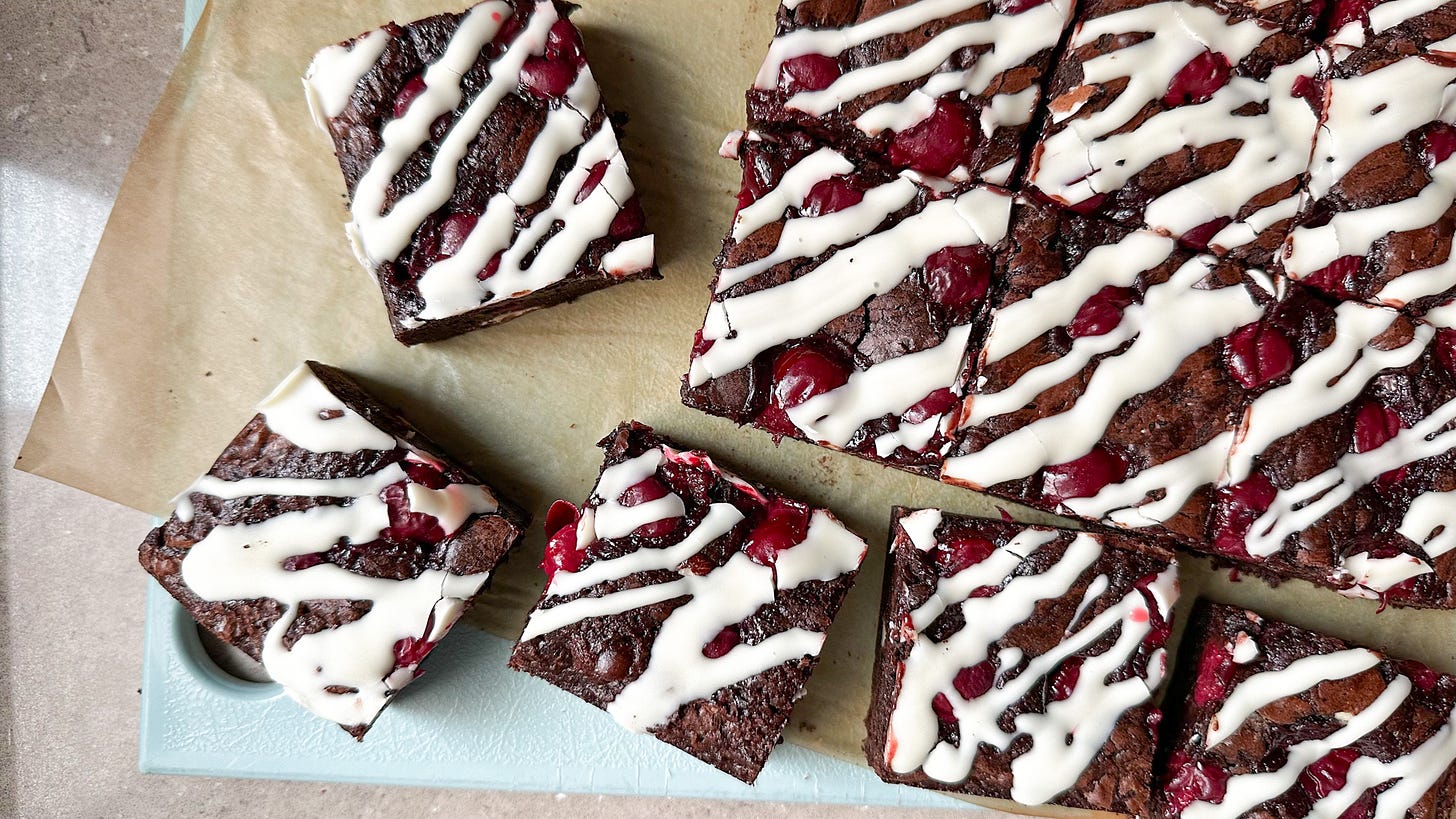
[394,75,428,118]
[1299,748,1361,799]
[477,251,503,281]
[1043,446,1128,503]
[1134,572,1172,647]
[889,98,979,178]
[1302,255,1362,299]
[1435,328,1456,376]
[1050,657,1083,702]
[544,499,579,538]
[520,56,577,98]
[1330,0,1378,30]
[403,458,450,490]
[392,633,437,669]
[1066,191,1109,215]
[1214,473,1277,559]
[439,213,478,258]
[1193,640,1234,706]
[801,176,863,216]
[381,482,447,544]
[1164,750,1231,813]
[924,244,993,308]
[609,196,647,240]
[1340,794,1377,819]
[1402,660,1441,692]
[931,692,957,724]
[691,329,714,358]
[541,519,584,582]
[779,54,841,94]
[1424,123,1456,169]
[1353,402,1406,482]
[1067,286,1136,338]
[953,661,997,700]
[491,15,524,52]
[999,0,1050,11]
[902,388,958,426]
[745,499,811,567]
[702,625,742,659]
[1164,50,1233,107]
[934,537,997,577]
[576,161,609,204]
[281,552,326,571]
[1225,321,1295,390]
[1181,216,1232,252]
[772,346,850,409]
[544,18,585,64]
[618,477,678,538]
[1291,74,1325,110]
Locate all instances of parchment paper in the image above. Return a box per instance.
[18,0,1456,813]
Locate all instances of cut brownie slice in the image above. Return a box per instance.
[682,130,1013,476]
[865,507,1179,815]
[137,361,527,737]
[1157,602,1456,818]
[1209,308,1456,607]
[942,201,1275,543]
[304,0,658,345]
[508,421,867,783]
[1028,0,1327,266]
[1326,0,1456,56]
[746,0,1075,186]
[1278,46,1456,321]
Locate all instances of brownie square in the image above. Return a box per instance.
[1157,602,1456,818]
[865,507,1179,815]
[304,0,658,345]
[1278,46,1456,321]
[745,0,1076,186]
[1028,0,1327,266]
[1208,308,1456,607]
[941,201,1274,543]
[137,361,528,737]
[508,421,867,783]
[682,129,1014,477]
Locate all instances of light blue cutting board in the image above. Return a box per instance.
[139,3,965,806]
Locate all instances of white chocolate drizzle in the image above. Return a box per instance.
[306,1,654,325]
[756,0,1072,150]
[1031,1,1321,243]
[520,444,866,733]
[885,515,1177,804]
[174,364,500,731]
[1205,647,1380,747]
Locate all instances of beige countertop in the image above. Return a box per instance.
[0,3,982,816]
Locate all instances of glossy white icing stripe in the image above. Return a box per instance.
[886,527,1176,801]
[1033,1,1318,237]
[787,324,973,448]
[689,186,1010,387]
[1338,551,1433,598]
[1351,719,1456,819]
[1402,489,1456,559]
[257,364,397,454]
[1205,648,1380,747]
[1184,677,1413,819]
[945,257,1263,491]
[177,365,495,730]
[900,508,945,553]
[1226,303,1431,484]
[347,2,521,267]
[521,444,866,733]
[1068,431,1235,527]
[1244,396,1456,557]
[304,29,389,124]
[601,235,656,277]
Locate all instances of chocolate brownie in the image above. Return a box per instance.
[1156,602,1456,818]
[1326,0,1456,55]
[865,507,1179,815]
[304,0,658,345]
[1208,308,1456,607]
[137,361,527,738]
[1028,0,1327,267]
[745,0,1075,186]
[682,129,1013,476]
[508,422,867,783]
[941,201,1276,543]
[1278,45,1456,321]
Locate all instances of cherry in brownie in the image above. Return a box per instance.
[304,0,658,345]
[1326,0,1456,56]
[942,202,1277,543]
[508,421,866,783]
[1156,602,1456,818]
[682,130,1013,477]
[865,507,1178,815]
[1028,0,1327,267]
[137,362,527,738]
[1278,44,1456,322]
[1208,308,1456,607]
[746,0,1075,186]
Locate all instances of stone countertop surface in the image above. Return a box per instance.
[0,3,973,817]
